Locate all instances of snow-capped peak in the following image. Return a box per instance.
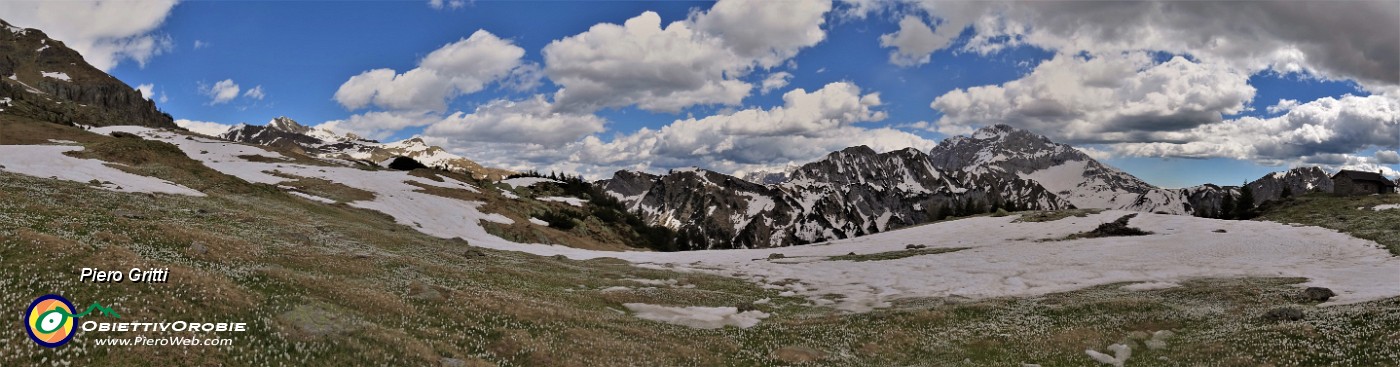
[267,116,311,134]
[929,124,1183,213]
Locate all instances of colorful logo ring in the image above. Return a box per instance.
[25,294,77,348]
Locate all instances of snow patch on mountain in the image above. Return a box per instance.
[288,191,336,204]
[501,177,561,188]
[0,145,205,196]
[622,303,770,329]
[219,117,507,179]
[53,127,1394,319]
[540,196,585,206]
[40,71,69,81]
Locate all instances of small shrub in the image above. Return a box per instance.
[386,156,428,171]
[536,210,578,230]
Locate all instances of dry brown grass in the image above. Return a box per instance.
[0,115,103,144]
[267,170,376,202]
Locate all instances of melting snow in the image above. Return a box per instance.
[1120,282,1181,291]
[1372,204,1400,211]
[539,196,585,206]
[288,191,336,204]
[622,303,770,329]
[0,145,205,196]
[501,177,561,188]
[528,217,549,226]
[41,71,70,81]
[36,126,1400,319]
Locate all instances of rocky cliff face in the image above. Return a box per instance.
[598,146,1071,249]
[1174,184,1239,218]
[738,169,792,185]
[1247,167,1333,204]
[0,19,175,129]
[219,116,512,180]
[927,124,1191,214]
[598,124,1342,249]
[1177,167,1334,216]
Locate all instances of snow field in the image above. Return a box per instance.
[500,176,562,188]
[0,145,205,196]
[17,127,1400,328]
[622,303,770,329]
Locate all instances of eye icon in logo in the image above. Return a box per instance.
[25,294,77,348]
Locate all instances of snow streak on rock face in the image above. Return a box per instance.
[218,116,507,179]
[598,146,1070,249]
[929,125,1337,216]
[929,124,1191,214]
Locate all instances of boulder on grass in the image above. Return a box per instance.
[1302,287,1336,302]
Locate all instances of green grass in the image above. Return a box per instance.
[1254,193,1400,255]
[6,172,1397,366]
[827,247,968,262]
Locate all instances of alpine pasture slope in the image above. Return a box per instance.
[1,121,1398,365]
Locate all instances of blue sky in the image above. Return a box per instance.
[10,0,1398,187]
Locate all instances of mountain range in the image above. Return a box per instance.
[0,16,1341,250]
[599,124,1336,249]
[218,116,512,180]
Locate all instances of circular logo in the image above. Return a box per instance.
[25,294,77,348]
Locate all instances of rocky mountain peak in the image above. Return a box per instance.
[929,124,1078,176]
[928,124,1181,212]
[267,116,311,134]
[1248,166,1334,203]
[220,118,511,180]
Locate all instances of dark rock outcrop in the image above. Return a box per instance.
[0,18,175,129]
[1302,287,1336,302]
[1178,167,1334,217]
[598,145,1070,249]
[387,156,428,171]
[928,124,1190,214]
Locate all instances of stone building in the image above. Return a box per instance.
[1331,170,1397,195]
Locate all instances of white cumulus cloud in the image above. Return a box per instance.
[425,95,606,146]
[427,82,934,179]
[315,110,440,141]
[175,119,234,137]
[901,1,1398,88]
[931,52,1256,143]
[0,0,178,71]
[136,83,155,100]
[201,79,241,105]
[760,72,793,94]
[243,85,265,100]
[333,30,526,112]
[1111,94,1400,168]
[879,15,944,67]
[544,0,832,113]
